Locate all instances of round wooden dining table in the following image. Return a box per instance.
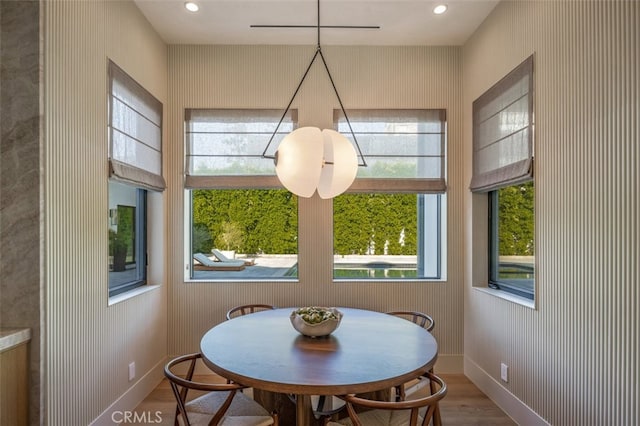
[200,307,438,426]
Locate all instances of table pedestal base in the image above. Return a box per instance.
[253,388,389,426]
[253,390,340,426]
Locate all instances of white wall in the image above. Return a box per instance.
[463,1,639,424]
[44,1,168,424]
[167,45,466,372]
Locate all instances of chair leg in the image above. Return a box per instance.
[428,368,442,426]
[432,403,442,426]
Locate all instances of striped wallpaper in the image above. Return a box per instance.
[44,1,168,425]
[463,1,638,424]
[38,0,638,424]
[167,45,466,370]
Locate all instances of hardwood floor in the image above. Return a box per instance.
[132,374,515,425]
[435,375,516,425]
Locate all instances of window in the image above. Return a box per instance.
[471,55,535,299]
[185,109,298,280]
[489,182,534,298]
[108,60,164,297]
[333,109,446,280]
[108,182,147,296]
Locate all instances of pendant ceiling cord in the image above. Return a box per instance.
[262,0,367,167]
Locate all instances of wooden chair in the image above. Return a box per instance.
[325,372,447,426]
[386,311,434,332]
[226,304,277,320]
[164,353,278,426]
[386,311,441,426]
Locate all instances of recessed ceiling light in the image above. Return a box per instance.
[433,4,448,15]
[184,2,199,12]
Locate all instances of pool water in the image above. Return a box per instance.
[285,263,419,279]
[334,267,417,279]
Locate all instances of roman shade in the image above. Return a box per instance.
[469,55,534,193]
[108,60,165,191]
[184,109,297,189]
[334,109,447,193]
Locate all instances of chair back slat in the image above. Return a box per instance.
[386,310,435,332]
[226,304,276,320]
[210,389,238,425]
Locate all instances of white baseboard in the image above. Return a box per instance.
[90,357,167,426]
[464,357,550,426]
[434,354,463,374]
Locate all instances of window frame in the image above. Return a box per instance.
[332,192,445,281]
[488,183,534,300]
[107,59,163,298]
[332,109,447,281]
[470,55,535,300]
[108,183,148,297]
[184,109,300,282]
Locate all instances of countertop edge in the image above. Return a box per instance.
[0,328,32,352]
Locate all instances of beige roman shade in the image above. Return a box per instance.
[470,55,534,193]
[108,60,165,191]
[184,109,297,189]
[334,109,447,193]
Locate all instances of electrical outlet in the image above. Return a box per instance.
[128,362,136,381]
[500,363,508,382]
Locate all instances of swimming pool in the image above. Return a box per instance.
[334,265,417,279]
[285,259,419,279]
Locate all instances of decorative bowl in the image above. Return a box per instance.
[290,307,343,337]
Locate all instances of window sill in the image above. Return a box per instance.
[185,278,299,284]
[473,286,536,309]
[334,278,447,283]
[108,284,161,306]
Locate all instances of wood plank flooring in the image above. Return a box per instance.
[132,374,516,425]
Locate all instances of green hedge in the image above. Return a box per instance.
[192,184,534,257]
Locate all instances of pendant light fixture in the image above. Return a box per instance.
[259,0,370,199]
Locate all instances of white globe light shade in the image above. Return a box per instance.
[274,127,324,198]
[317,129,358,199]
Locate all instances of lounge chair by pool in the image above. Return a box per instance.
[211,248,255,266]
[193,253,246,271]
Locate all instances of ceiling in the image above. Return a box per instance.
[134,0,500,46]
